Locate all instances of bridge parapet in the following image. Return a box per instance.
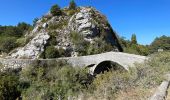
[0,52,148,73]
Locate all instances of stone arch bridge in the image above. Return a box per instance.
[0,52,147,74]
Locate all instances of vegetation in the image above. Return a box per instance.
[69,0,77,10]
[149,35,170,53]
[131,34,137,44]
[119,35,170,55]
[0,52,169,99]
[50,4,62,16]
[0,23,32,54]
[70,31,114,56]
[0,37,18,53]
[0,60,90,99]
[0,2,170,99]
[33,18,39,26]
[119,34,150,56]
[0,72,21,100]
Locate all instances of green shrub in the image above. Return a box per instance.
[20,61,89,99]
[119,36,149,56]
[82,52,170,99]
[45,46,59,58]
[0,37,18,53]
[16,37,27,47]
[48,19,68,30]
[70,31,115,56]
[149,35,170,53]
[1,52,169,99]
[67,9,77,16]
[0,72,21,100]
[50,4,62,16]
[49,31,58,38]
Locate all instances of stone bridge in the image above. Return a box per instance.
[0,52,147,74]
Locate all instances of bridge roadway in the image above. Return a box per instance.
[0,52,147,74]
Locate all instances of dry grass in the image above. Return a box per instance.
[116,87,156,100]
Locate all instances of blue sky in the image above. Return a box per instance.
[0,0,170,45]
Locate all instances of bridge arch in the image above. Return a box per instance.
[93,60,126,75]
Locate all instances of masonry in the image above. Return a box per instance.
[0,52,147,74]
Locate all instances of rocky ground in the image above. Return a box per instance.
[7,7,122,59]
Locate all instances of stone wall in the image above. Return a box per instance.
[0,58,68,70]
[0,52,147,73]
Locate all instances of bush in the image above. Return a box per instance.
[1,52,169,99]
[0,72,21,100]
[48,20,68,30]
[0,37,17,53]
[20,61,89,99]
[16,37,27,47]
[81,52,170,99]
[50,4,62,16]
[70,31,115,56]
[45,46,59,58]
[67,9,77,16]
[119,36,149,56]
[149,35,170,53]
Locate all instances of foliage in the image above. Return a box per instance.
[0,23,31,37]
[0,72,21,100]
[17,22,32,34]
[131,34,137,44]
[149,35,170,53]
[119,36,149,56]
[82,52,170,99]
[0,37,18,53]
[0,22,32,54]
[0,52,170,99]
[19,61,89,99]
[69,0,77,10]
[70,31,114,56]
[50,4,62,16]
[48,20,68,30]
[16,37,27,47]
[33,18,39,26]
[44,46,59,58]
[87,37,114,55]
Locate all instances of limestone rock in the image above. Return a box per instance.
[8,6,123,59]
[10,31,50,59]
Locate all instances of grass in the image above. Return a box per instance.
[48,19,68,30]
[79,51,170,99]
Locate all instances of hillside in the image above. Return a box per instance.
[6,6,122,59]
[0,1,170,100]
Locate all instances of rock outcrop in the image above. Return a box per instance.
[9,30,50,59]
[8,6,123,59]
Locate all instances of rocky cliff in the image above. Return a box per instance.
[9,6,122,59]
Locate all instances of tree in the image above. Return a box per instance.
[69,0,77,10]
[0,73,21,100]
[50,4,62,16]
[131,34,137,45]
[0,37,17,53]
[150,35,170,53]
[3,26,22,37]
[33,18,39,26]
[17,22,32,35]
[45,46,59,58]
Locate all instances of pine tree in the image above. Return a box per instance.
[69,0,76,10]
[131,34,137,45]
[50,4,62,16]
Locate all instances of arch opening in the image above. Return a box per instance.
[93,60,125,75]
